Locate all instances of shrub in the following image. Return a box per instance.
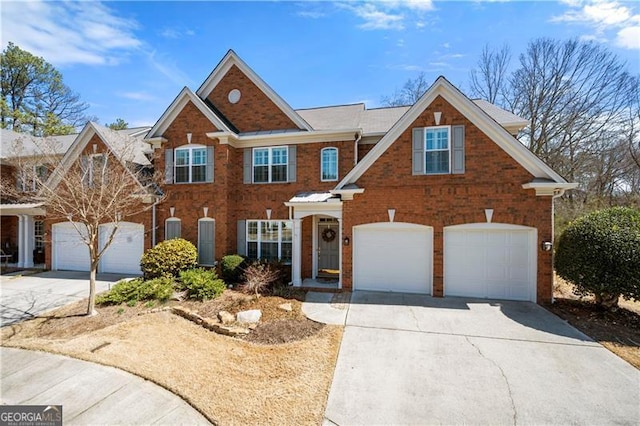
[555,207,640,309]
[140,238,197,279]
[221,254,247,283]
[179,268,226,301]
[242,261,281,297]
[96,277,174,305]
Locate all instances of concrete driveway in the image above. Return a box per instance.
[0,271,129,326]
[324,291,640,425]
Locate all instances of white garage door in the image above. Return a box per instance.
[444,224,537,301]
[53,222,90,271]
[353,223,432,294]
[99,222,144,275]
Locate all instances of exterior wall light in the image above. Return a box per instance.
[541,241,553,251]
[343,236,350,246]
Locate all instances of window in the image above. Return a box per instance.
[253,147,288,183]
[425,126,450,174]
[165,218,181,240]
[19,165,49,192]
[175,146,207,183]
[82,154,107,187]
[246,220,292,263]
[35,220,44,250]
[321,147,338,181]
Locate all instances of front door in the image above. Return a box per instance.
[318,219,339,274]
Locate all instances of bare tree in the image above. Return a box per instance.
[469,44,511,106]
[381,72,430,106]
[2,125,162,315]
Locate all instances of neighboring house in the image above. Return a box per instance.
[1,50,576,304]
[0,125,151,272]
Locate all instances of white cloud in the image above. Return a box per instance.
[160,28,196,39]
[118,92,156,101]
[0,1,141,65]
[617,26,640,49]
[337,0,434,31]
[551,1,640,50]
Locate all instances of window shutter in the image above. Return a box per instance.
[452,125,465,174]
[165,219,181,240]
[15,170,23,191]
[198,220,215,265]
[206,146,214,182]
[165,149,174,184]
[243,149,252,184]
[288,145,297,182]
[237,220,247,255]
[412,128,425,175]
[80,155,90,186]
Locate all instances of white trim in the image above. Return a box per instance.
[196,50,312,131]
[337,76,571,189]
[329,187,364,201]
[423,125,451,175]
[145,87,232,140]
[252,146,288,184]
[522,182,578,196]
[207,129,359,147]
[320,147,339,182]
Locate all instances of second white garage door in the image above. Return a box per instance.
[353,223,432,294]
[99,222,144,275]
[444,224,537,301]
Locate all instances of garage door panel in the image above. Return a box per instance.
[354,224,432,294]
[99,222,144,275]
[445,226,536,302]
[53,222,90,272]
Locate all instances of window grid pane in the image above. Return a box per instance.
[246,220,293,263]
[425,128,450,174]
[322,148,338,181]
[252,147,288,183]
[192,148,206,165]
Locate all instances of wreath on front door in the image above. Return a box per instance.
[322,228,337,243]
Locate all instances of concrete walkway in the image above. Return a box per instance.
[302,291,350,325]
[313,291,640,425]
[1,347,210,425]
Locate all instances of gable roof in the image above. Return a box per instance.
[48,122,151,190]
[337,76,570,189]
[0,128,77,159]
[146,87,233,139]
[196,50,312,131]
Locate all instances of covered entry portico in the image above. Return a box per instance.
[285,192,343,289]
[0,203,45,268]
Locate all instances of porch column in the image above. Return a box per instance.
[22,215,35,268]
[16,215,25,267]
[337,218,342,290]
[292,218,302,287]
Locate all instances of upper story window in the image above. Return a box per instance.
[321,147,338,181]
[175,146,207,183]
[425,126,450,174]
[18,165,49,192]
[81,154,106,187]
[253,146,288,183]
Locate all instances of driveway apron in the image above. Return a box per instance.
[324,291,640,425]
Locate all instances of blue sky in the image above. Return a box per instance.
[2,1,639,128]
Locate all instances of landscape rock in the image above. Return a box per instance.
[278,303,293,312]
[218,310,235,324]
[236,309,262,324]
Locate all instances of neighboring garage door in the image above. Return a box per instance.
[444,224,537,301]
[52,222,90,271]
[353,223,432,294]
[99,222,144,275]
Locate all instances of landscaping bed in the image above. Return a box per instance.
[1,289,343,424]
[547,277,640,369]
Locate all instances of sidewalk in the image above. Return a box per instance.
[0,347,210,425]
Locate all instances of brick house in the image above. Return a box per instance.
[2,50,576,303]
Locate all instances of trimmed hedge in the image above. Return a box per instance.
[140,238,197,279]
[555,207,640,308]
[220,254,246,283]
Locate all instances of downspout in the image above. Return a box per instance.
[152,199,158,247]
[354,131,362,165]
[550,188,566,304]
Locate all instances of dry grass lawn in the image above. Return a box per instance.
[549,276,640,369]
[1,294,343,425]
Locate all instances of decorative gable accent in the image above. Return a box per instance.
[338,76,574,192]
[196,50,311,132]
